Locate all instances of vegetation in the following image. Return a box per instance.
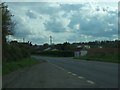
[1,3,39,75]
[33,41,119,62]
[1,3,31,63]
[34,40,120,52]
[1,3,15,62]
[75,55,119,63]
[33,51,74,57]
[74,48,119,63]
[2,58,40,75]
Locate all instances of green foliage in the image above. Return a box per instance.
[20,47,30,58]
[0,3,15,43]
[4,44,30,62]
[1,3,17,62]
[33,51,74,57]
[6,45,23,61]
[36,40,120,53]
[3,58,39,75]
[75,52,120,63]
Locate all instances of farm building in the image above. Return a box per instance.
[74,45,88,57]
[43,47,58,51]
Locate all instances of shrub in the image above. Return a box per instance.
[3,44,30,63]
[33,50,74,57]
[21,47,30,58]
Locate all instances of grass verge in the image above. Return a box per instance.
[2,57,40,75]
[74,54,119,63]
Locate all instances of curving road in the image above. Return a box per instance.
[32,55,118,88]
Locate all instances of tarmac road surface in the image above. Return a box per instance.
[3,56,100,88]
[32,56,118,88]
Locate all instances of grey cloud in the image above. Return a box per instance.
[60,4,86,12]
[25,2,61,15]
[28,37,47,44]
[68,10,118,38]
[26,10,37,19]
[14,25,32,38]
[44,18,66,33]
[32,3,86,15]
[108,10,116,14]
[118,11,120,17]
[96,7,100,11]
[7,2,118,44]
[13,17,33,38]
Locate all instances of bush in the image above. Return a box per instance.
[3,44,30,63]
[21,47,30,58]
[33,50,74,57]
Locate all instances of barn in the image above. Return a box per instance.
[74,45,88,57]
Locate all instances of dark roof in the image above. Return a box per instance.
[74,47,83,51]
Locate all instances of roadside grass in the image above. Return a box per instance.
[2,57,40,75]
[32,51,74,57]
[74,53,120,63]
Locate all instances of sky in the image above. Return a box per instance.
[5,0,119,45]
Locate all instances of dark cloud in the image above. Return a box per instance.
[44,17,66,33]
[26,10,37,19]
[68,10,118,38]
[118,11,120,17]
[13,16,33,38]
[14,23,32,38]
[96,7,100,11]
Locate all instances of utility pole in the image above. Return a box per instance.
[23,38,25,42]
[50,35,52,45]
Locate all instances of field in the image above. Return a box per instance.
[75,48,119,63]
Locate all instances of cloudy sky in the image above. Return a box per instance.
[6,0,118,45]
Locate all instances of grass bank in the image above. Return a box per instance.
[74,53,119,63]
[2,57,40,75]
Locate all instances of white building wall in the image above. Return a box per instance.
[74,51,80,57]
[80,50,87,56]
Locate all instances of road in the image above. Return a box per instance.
[32,56,118,88]
[3,56,118,88]
[3,56,98,88]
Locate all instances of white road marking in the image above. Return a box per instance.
[57,66,65,70]
[50,63,65,70]
[78,76,84,79]
[43,59,96,85]
[49,63,86,81]
[87,80,95,84]
[60,67,65,70]
[72,73,76,76]
[68,72,72,74]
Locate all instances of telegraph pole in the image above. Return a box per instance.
[50,35,52,45]
[23,38,25,42]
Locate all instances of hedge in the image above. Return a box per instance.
[33,51,74,57]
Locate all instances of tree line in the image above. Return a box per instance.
[36,40,120,51]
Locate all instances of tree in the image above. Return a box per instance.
[61,42,71,51]
[0,3,16,61]
[43,43,49,49]
[0,2,15,44]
